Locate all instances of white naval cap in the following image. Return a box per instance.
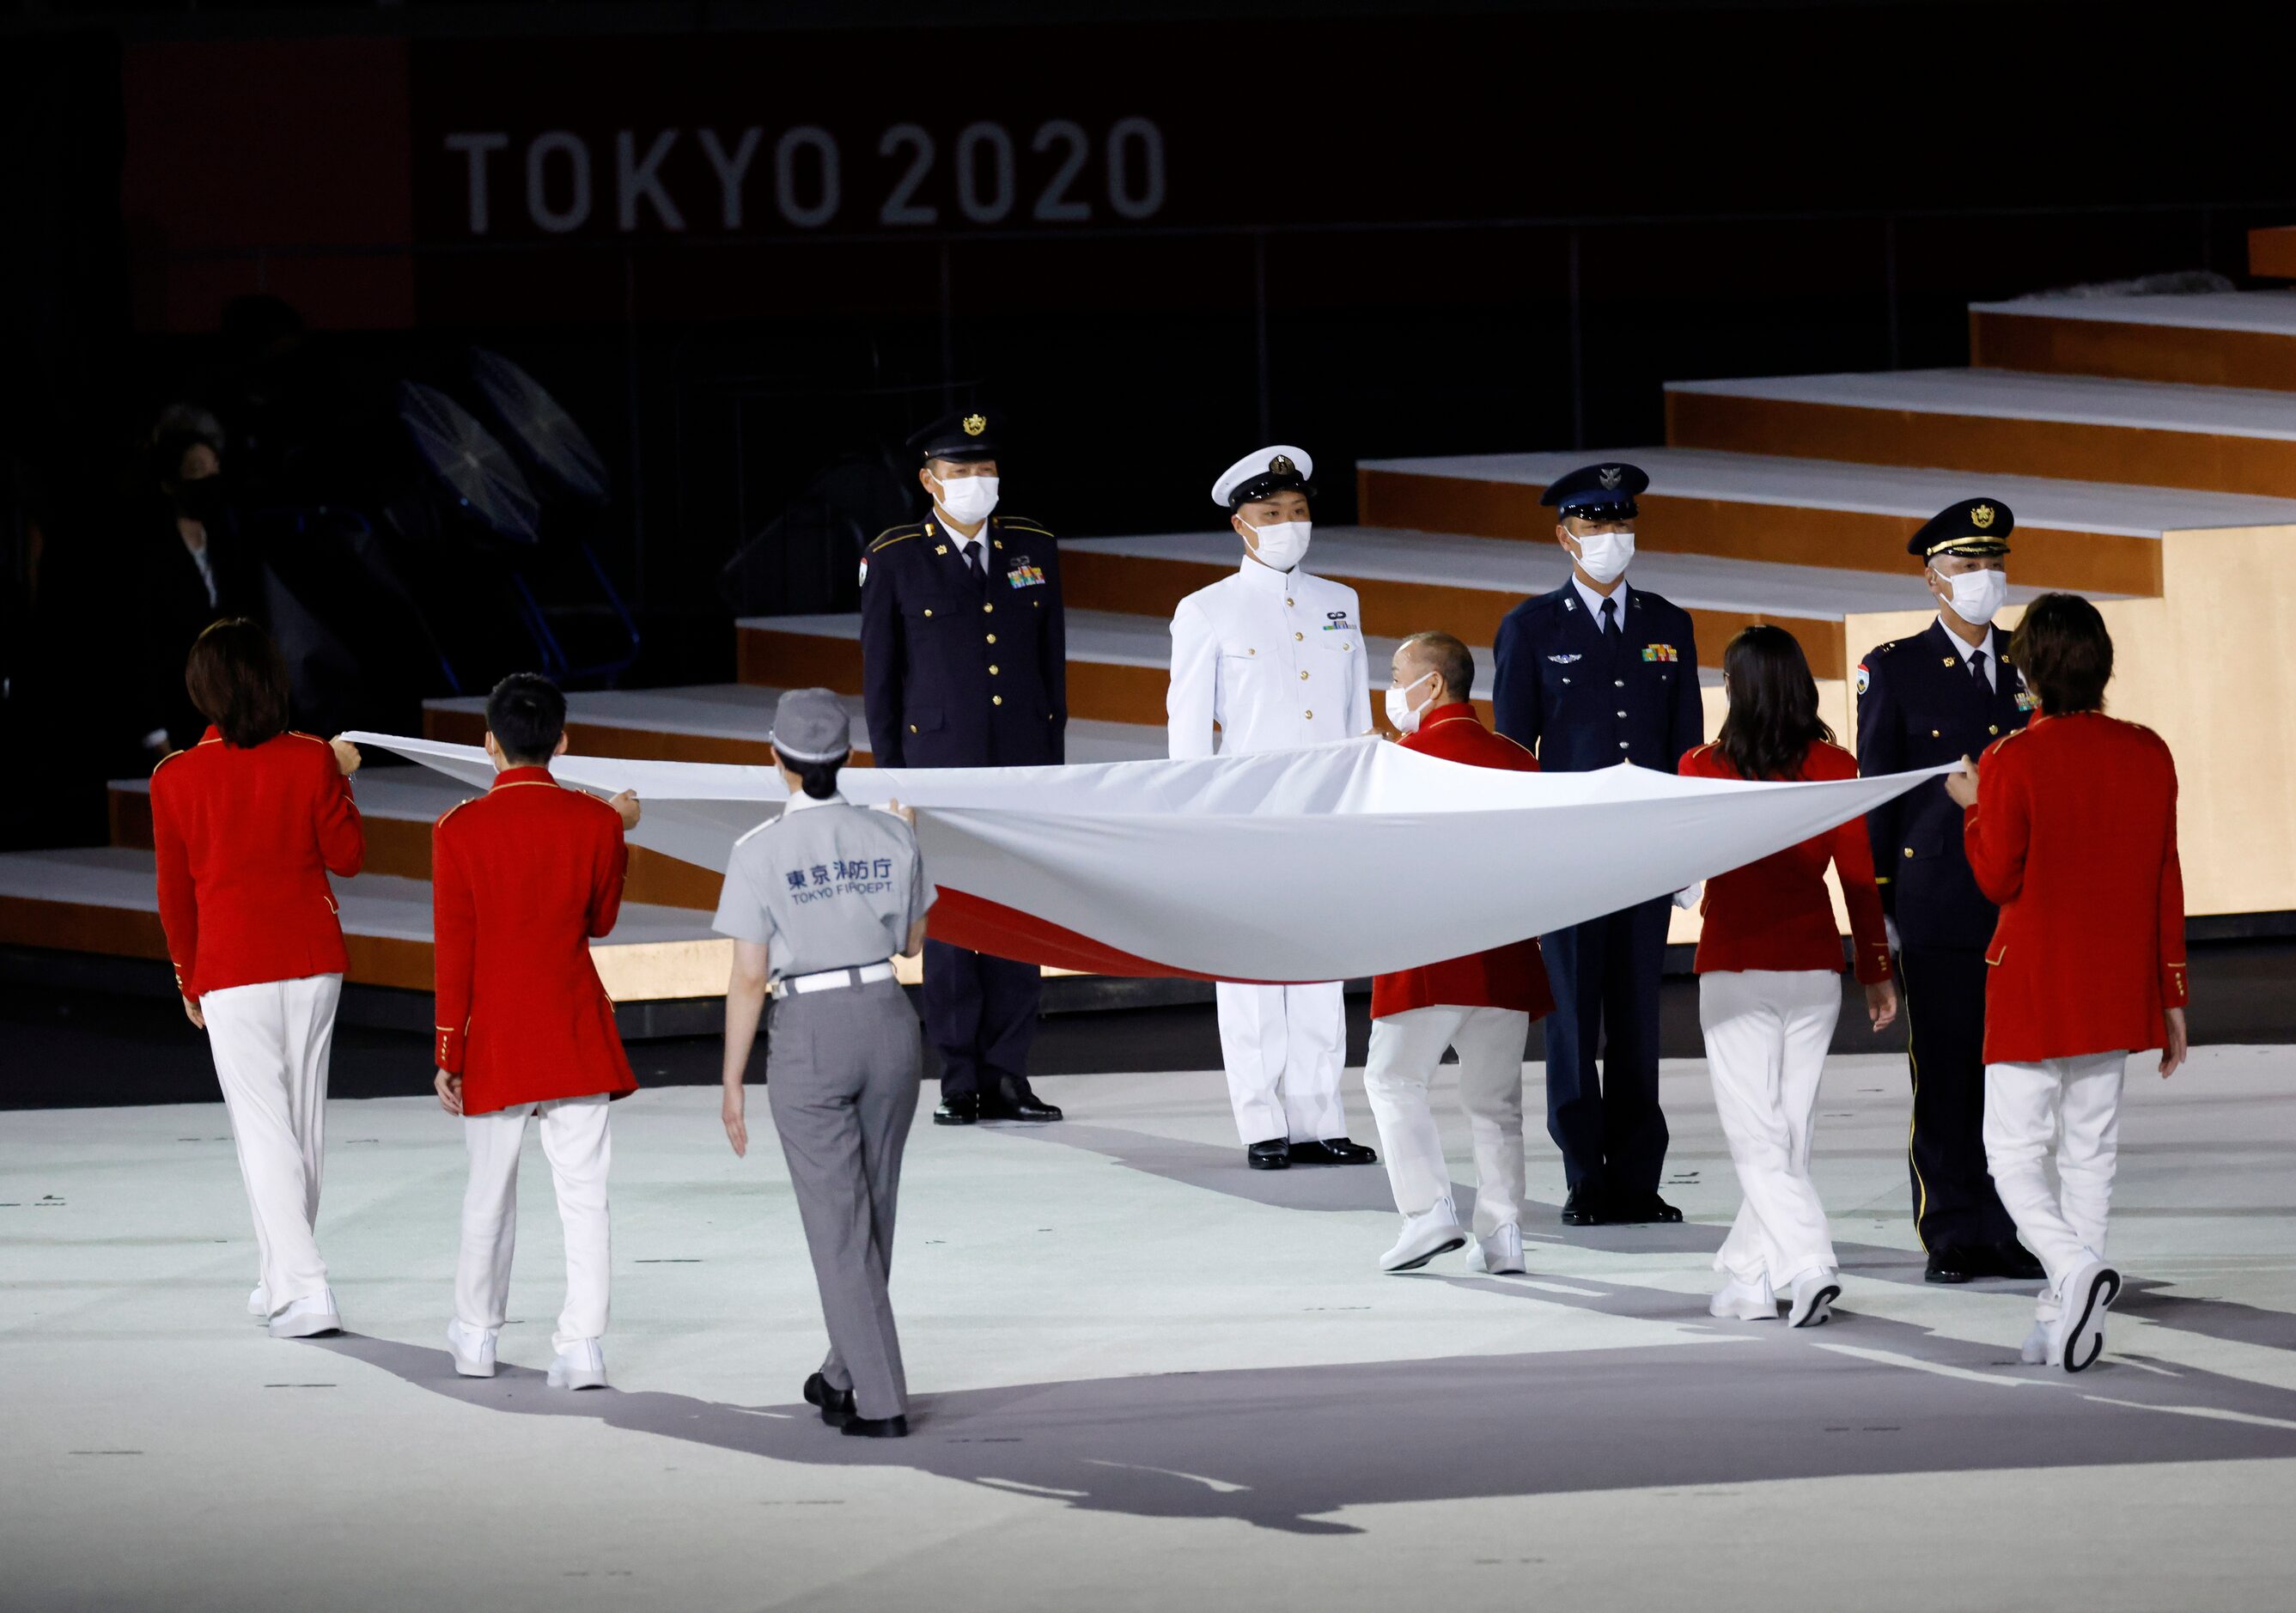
[1210,444,1317,510]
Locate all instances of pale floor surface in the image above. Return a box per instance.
[4,1045,2295,1612]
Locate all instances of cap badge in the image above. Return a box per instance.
[1599,466,1623,489]
[1270,453,1295,475]
[1970,502,1996,529]
[962,413,987,436]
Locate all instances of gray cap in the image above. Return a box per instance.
[770,688,852,765]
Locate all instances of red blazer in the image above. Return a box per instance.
[1680,740,1891,984]
[431,766,637,1114]
[1964,713,2187,1062]
[1370,706,1556,1020]
[151,727,364,999]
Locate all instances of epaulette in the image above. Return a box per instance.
[996,516,1055,539]
[150,747,188,778]
[435,796,478,829]
[286,730,330,746]
[868,524,925,554]
[731,816,781,849]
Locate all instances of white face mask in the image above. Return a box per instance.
[933,472,1000,526]
[1570,528,1635,585]
[1239,518,1312,572]
[1938,565,2008,626]
[1384,669,1439,734]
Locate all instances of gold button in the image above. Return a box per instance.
[909,724,918,733]
[992,695,1003,706]
[1304,709,1314,720]
[923,608,934,618]
[1294,631,1303,641]
[986,633,996,644]
[1988,725,1999,735]
[1930,729,1940,738]
[1300,670,1310,681]
[1903,848,1915,858]
[1247,648,1256,655]
[984,603,994,613]
[1285,598,1294,607]
[989,665,1000,675]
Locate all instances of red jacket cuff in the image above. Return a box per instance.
[2163,959,2189,1010]
[435,1022,466,1074]
[1854,941,1893,986]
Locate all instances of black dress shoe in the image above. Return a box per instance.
[1247,1137,1290,1170]
[1559,1185,1605,1226]
[980,1085,1063,1123]
[1983,1241,2046,1281]
[1288,1137,1377,1166]
[842,1413,910,1439]
[1925,1247,1976,1284]
[802,1372,855,1427]
[1611,1191,1684,1225]
[933,1093,979,1127]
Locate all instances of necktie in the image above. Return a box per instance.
[1599,597,1620,644]
[963,541,987,587]
[1970,649,1988,688]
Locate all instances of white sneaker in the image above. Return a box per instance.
[247,1284,269,1321]
[2020,1320,2052,1365]
[1787,1269,1841,1329]
[1465,1223,1527,1275]
[547,1338,608,1391]
[1709,1274,1776,1320]
[447,1320,498,1379]
[267,1288,342,1339]
[1378,1197,1469,1273]
[2053,1257,2121,1373]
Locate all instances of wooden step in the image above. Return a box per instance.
[1666,369,2296,498]
[1349,448,2291,595]
[107,770,725,910]
[423,683,1169,770]
[0,847,730,1000]
[1050,534,2074,684]
[1970,290,2296,392]
[2250,226,2296,279]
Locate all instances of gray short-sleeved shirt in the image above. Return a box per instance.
[713,792,936,980]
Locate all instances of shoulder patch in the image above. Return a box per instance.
[1855,661,1871,697]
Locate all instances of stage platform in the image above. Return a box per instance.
[5,1046,2293,1610]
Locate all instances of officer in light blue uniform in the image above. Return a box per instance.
[1491,462,1703,1226]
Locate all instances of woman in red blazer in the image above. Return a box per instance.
[150,619,363,1339]
[1680,626,1897,1330]
[1946,592,2188,1375]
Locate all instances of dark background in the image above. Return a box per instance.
[8,0,2294,764]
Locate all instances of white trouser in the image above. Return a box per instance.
[203,973,342,1313]
[1983,1053,2127,1321]
[1698,970,1842,1287]
[456,1094,612,1353]
[1363,1005,1530,1231]
[1214,981,1348,1145]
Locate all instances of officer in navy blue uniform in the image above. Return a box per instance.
[858,407,1065,1126]
[1855,496,2043,1284]
[1491,463,1703,1226]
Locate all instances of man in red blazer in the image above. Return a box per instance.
[1947,593,2188,1374]
[432,673,642,1391]
[1366,633,1557,1276]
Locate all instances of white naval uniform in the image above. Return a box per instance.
[1167,555,1373,1145]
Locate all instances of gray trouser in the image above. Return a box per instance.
[765,977,922,1419]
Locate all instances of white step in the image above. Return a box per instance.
[1970,288,2296,338]
[1665,368,2296,441]
[1355,447,2296,538]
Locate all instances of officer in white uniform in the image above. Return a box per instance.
[1166,445,1379,1172]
